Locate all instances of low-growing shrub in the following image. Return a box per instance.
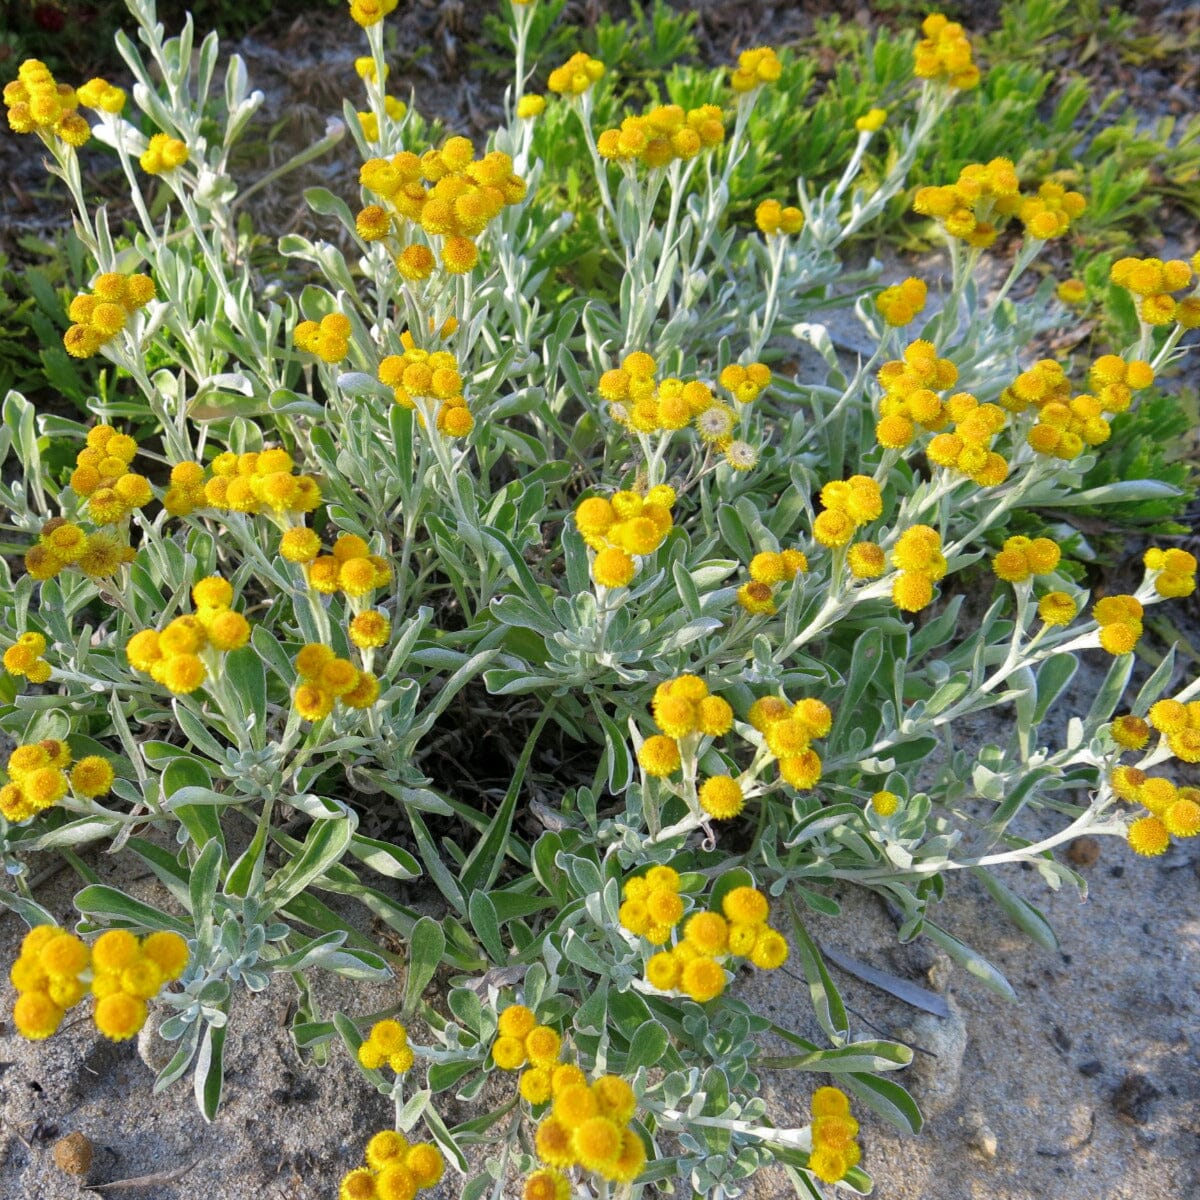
[1,2,1197,1196]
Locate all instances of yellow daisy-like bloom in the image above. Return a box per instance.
[807,1145,853,1184]
[349,610,392,649]
[1127,815,1169,857]
[535,1116,577,1168]
[141,931,189,980]
[553,1082,598,1131]
[70,756,115,798]
[498,1003,536,1040]
[572,1116,623,1173]
[520,1066,554,1106]
[680,956,726,1002]
[94,992,148,1041]
[406,1144,444,1188]
[1164,797,1200,838]
[13,990,64,1040]
[871,790,900,816]
[339,1168,378,1200]
[750,928,789,969]
[723,885,769,925]
[684,911,729,956]
[1038,591,1077,627]
[645,950,681,991]
[591,1075,636,1124]
[39,932,89,980]
[375,1163,417,1200]
[365,1130,409,1171]
[551,1063,587,1095]
[592,546,636,589]
[368,1019,407,1053]
[525,1025,561,1067]
[637,735,681,778]
[493,1035,527,1070]
[524,1167,569,1200]
[610,1128,647,1185]
[698,775,744,820]
[517,95,546,119]
[1110,715,1151,751]
[294,682,334,721]
[738,581,776,615]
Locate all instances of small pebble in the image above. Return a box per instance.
[1067,836,1100,867]
[1078,1059,1104,1077]
[1112,1072,1161,1124]
[970,1124,998,1159]
[53,1131,92,1177]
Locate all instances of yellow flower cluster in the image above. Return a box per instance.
[736,548,809,616]
[748,693,833,790]
[912,158,1021,249]
[1110,253,1200,328]
[24,518,135,582]
[75,75,127,113]
[807,1087,862,1182]
[531,1071,644,1185]
[3,632,51,684]
[642,881,789,1005]
[1,740,113,824]
[1092,594,1143,656]
[67,422,152,525]
[297,533,393,601]
[491,1004,562,1074]
[990,535,1061,584]
[649,675,730,737]
[517,94,546,120]
[140,131,188,175]
[618,863,685,946]
[357,138,527,275]
[63,272,156,359]
[3,59,91,145]
[1111,767,1200,857]
[1085,355,1154,414]
[597,350,765,468]
[1018,182,1088,241]
[912,14,979,89]
[596,103,725,168]
[10,924,187,1042]
[574,486,677,589]
[755,199,804,236]
[812,475,883,549]
[348,0,398,28]
[166,448,322,521]
[295,313,352,364]
[1147,696,1200,764]
[356,96,407,142]
[997,357,1148,460]
[338,1130,445,1200]
[926,392,1008,486]
[730,47,783,93]
[890,525,947,613]
[356,1018,414,1072]
[876,277,927,327]
[718,362,772,405]
[125,576,252,696]
[874,340,958,449]
[294,642,380,721]
[1143,547,1197,599]
[378,337,473,437]
[547,52,605,96]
